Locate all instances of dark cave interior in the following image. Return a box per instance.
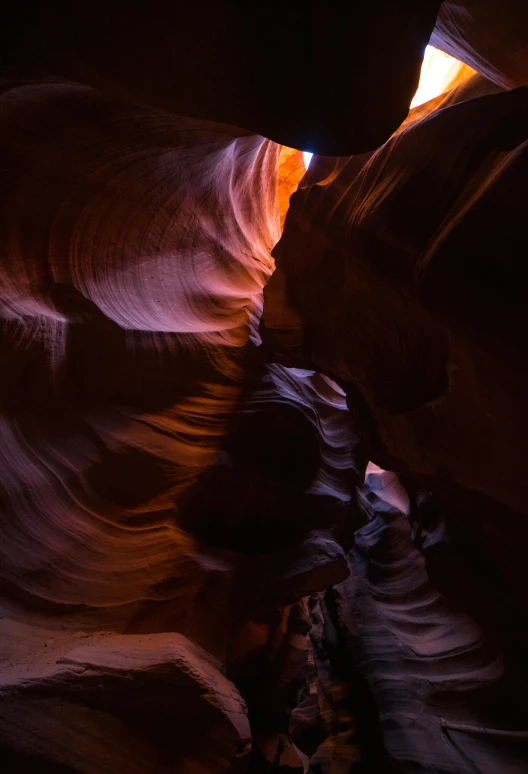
[1,2,528,772]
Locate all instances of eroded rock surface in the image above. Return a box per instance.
[0,633,251,774]
[0,75,360,770]
[263,85,528,515]
[2,4,528,773]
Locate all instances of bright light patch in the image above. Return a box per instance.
[410,45,465,108]
[301,46,464,169]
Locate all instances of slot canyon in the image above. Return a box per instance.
[1,2,528,772]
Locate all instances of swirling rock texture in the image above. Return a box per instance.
[1,2,528,773]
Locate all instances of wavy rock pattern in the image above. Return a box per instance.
[0,76,360,769]
[263,84,528,515]
[336,474,525,773]
[2,5,528,773]
[262,46,528,774]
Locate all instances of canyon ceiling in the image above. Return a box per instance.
[1,2,528,772]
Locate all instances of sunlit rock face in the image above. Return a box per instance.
[2,3,528,773]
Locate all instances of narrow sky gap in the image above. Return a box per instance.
[410,45,465,108]
[303,45,465,169]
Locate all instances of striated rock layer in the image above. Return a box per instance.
[2,3,528,773]
[0,76,359,770]
[262,54,528,774]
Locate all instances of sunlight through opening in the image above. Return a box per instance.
[302,46,467,169]
[410,45,465,108]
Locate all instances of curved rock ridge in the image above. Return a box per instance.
[263,83,528,516]
[280,468,528,773]
[432,0,528,88]
[0,75,277,628]
[0,632,251,774]
[336,476,525,773]
[262,60,528,772]
[0,74,362,770]
[2,7,528,773]
[0,76,278,340]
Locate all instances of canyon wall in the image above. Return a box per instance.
[1,2,528,772]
